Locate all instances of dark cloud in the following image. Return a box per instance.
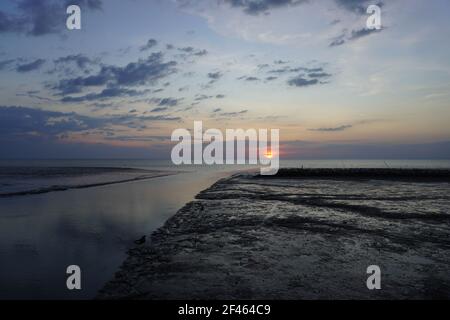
[53,52,177,95]
[236,62,331,87]
[151,97,181,107]
[68,0,103,10]
[219,109,248,117]
[330,19,341,25]
[89,102,115,109]
[216,94,226,99]
[140,39,158,51]
[267,67,291,74]
[104,135,170,142]
[334,0,383,15]
[287,76,319,87]
[178,46,195,53]
[348,27,381,40]
[54,54,97,70]
[308,72,331,78]
[237,76,259,81]
[218,0,381,15]
[61,87,149,102]
[329,37,346,47]
[223,0,306,15]
[309,124,353,132]
[268,66,324,74]
[193,49,208,57]
[329,27,382,47]
[151,107,169,113]
[136,114,181,121]
[0,0,102,36]
[177,46,208,57]
[0,105,180,145]
[208,71,223,80]
[16,59,46,72]
[0,106,102,137]
[195,94,214,101]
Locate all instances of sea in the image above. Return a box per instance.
[0,159,449,299]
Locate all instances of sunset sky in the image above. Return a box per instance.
[1,0,450,159]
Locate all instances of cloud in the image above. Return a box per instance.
[309,124,353,132]
[61,87,149,102]
[0,59,15,70]
[104,135,171,142]
[136,114,181,121]
[194,94,214,101]
[334,0,383,15]
[222,0,307,15]
[177,46,208,57]
[308,72,331,78]
[0,105,181,149]
[54,54,98,70]
[287,76,319,87]
[193,49,208,57]
[268,66,326,75]
[182,0,381,16]
[151,107,169,113]
[208,71,223,80]
[348,27,381,40]
[150,97,181,107]
[140,39,158,51]
[280,140,450,160]
[16,59,46,72]
[0,0,102,36]
[0,105,181,160]
[16,91,55,102]
[0,106,102,136]
[236,62,331,87]
[219,109,248,117]
[237,76,259,81]
[329,38,346,47]
[329,27,382,47]
[53,52,177,95]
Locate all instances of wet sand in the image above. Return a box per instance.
[98,169,450,299]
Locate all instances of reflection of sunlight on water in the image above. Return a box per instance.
[0,166,230,299]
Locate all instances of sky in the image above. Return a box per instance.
[0,0,450,159]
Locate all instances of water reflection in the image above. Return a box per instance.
[0,170,228,299]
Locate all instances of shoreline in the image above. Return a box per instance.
[98,169,450,299]
[0,168,178,198]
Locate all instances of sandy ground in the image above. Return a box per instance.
[98,169,450,299]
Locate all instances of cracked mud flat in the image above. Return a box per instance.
[98,169,450,299]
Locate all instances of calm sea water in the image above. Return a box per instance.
[0,159,449,299]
